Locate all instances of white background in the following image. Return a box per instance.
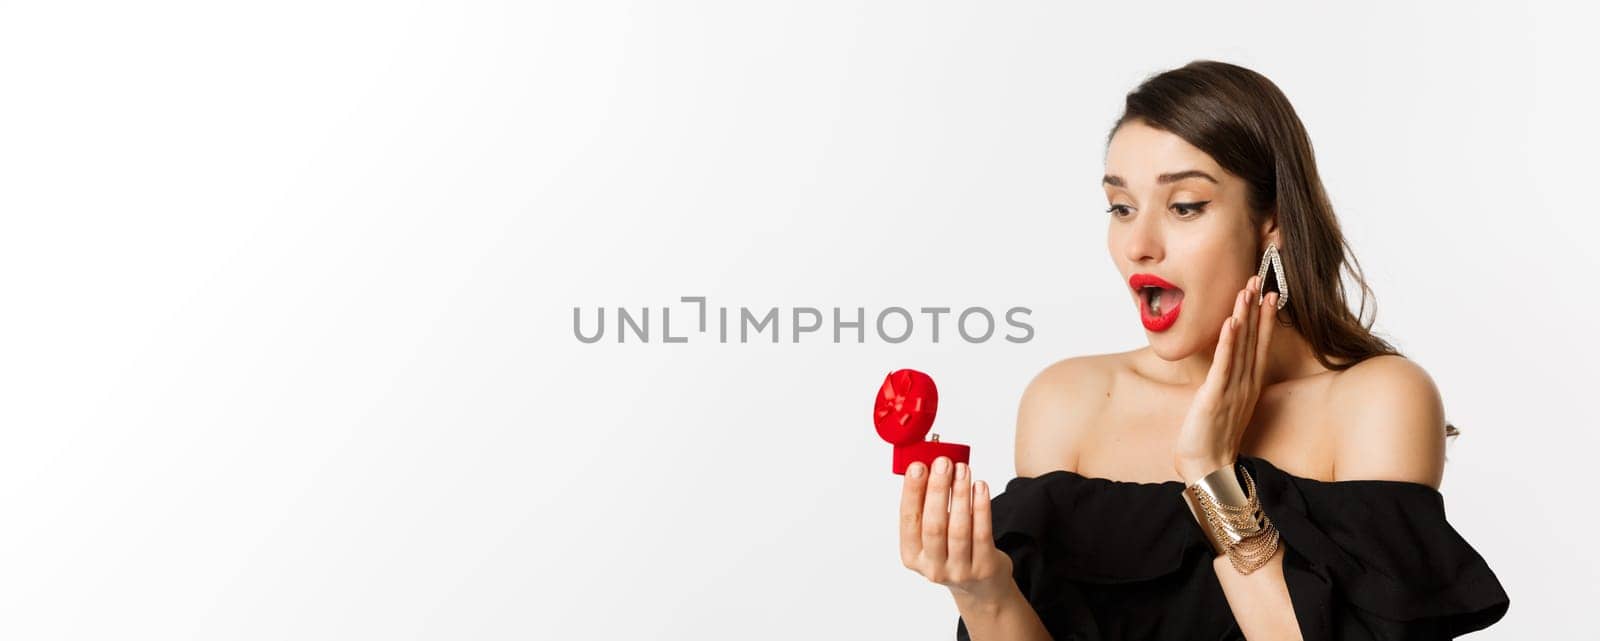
[2,1,1595,639]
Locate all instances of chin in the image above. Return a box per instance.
[1145,327,1205,361]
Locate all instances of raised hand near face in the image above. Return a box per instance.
[1173,275,1280,483]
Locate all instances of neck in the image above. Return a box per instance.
[1171,319,1324,388]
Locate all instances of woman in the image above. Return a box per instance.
[897,61,1509,640]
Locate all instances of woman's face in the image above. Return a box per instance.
[1103,120,1269,361]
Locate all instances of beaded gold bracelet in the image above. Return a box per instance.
[1181,463,1280,574]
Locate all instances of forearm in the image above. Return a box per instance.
[1212,544,1302,640]
[951,580,1054,641]
[1178,459,1303,640]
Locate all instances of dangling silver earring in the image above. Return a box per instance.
[1256,243,1289,310]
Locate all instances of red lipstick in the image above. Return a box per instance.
[1129,273,1184,332]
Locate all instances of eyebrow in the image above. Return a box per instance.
[1101,170,1219,187]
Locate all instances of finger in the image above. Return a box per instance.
[1254,291,1279,386]
[921,456,953,562]
[899,462,928,566]
[1236,276,1260,388]
[948,462,973,571]
[1207,290,1244,388]
[973,480,1004,577]
[972,479,996,553]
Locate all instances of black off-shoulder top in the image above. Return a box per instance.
[955,457,1508,641]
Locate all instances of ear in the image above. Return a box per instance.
[1258,210,1281,248]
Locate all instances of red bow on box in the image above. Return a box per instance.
[873,369,970,475]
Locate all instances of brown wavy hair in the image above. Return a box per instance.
[1108,60,1458,437]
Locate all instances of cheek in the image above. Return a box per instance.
[1195,283,1240,328]
[1172,233,1252,324]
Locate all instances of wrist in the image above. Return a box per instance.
[950,577,1022,618]
[1174,454,1235,484]
[1183,463,1281,575]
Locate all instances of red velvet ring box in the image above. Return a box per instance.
[874,369,970,475]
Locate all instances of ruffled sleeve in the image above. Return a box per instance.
[956,471,1229,641]
[1242,456,1510,640]
[955,458,1508,641]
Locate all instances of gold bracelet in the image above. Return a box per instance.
[1181,462,1280,574]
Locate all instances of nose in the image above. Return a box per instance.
[1121,210,1164,265]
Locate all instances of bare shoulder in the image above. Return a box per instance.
[1013,352,1125,478]
[1328,354,1447,487]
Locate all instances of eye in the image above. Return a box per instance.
[1106,204,1134,219]
[1172,200,1210,218]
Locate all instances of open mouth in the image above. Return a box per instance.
[1129,273,1185,332]
[1140,285,1185,317]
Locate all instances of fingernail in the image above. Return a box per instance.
[933,457,949,474]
